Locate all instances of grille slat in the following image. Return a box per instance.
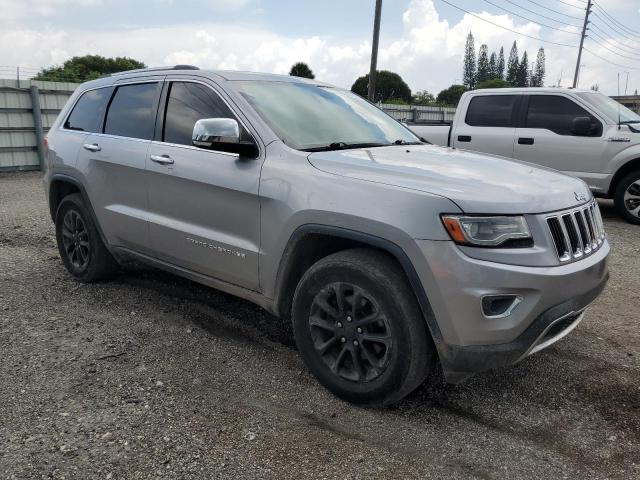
[546,200,605,263]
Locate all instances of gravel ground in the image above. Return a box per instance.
[0,171,638,480]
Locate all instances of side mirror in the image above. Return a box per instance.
[192,118,258,157]
[571,116,592,136]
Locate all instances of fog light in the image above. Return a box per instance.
[482,295,522,318]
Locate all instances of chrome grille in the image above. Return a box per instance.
[546,200,605,262]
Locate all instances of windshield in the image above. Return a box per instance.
[575,92,640,125]
[233,81,420,150]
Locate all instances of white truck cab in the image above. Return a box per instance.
[410,88,640,224]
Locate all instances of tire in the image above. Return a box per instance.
[291,248,435,406]
[55,193,118,282]
[614,171,640,225]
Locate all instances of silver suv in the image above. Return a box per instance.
[44,66,610,405]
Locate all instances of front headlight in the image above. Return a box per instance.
[441,215,532,247]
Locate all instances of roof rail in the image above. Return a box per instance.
[106,65,200,77]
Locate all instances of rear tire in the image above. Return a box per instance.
[614,170,640,225]
[292,248,435,406]
[55,193,118,282]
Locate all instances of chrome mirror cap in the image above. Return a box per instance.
[192,118,240,148]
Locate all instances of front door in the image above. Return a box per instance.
[146,79,262,291]
[513,94,607,176]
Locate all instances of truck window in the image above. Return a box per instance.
[465,95,518,128]
[103,83,160,140]
[64,88,111,132]
[163,82,244,146]
[526,95,602,136]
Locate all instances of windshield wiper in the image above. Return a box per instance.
[302,142,389,152]
[393,139,424,145]
[620,120,640,125]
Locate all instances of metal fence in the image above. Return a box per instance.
[380,103,456,124]
[0,79,79,172]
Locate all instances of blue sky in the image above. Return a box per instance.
[1,0,639,95]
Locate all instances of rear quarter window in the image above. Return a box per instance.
[465,95,518,128]
[64,88,111,132]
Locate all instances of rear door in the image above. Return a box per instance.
[453,94,519,158]
[513,94,606,175]
[77,80,162,253]
[145,78,262,291]
[56,87,113,172]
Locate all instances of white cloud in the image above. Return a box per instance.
[0,0,635,95]
[0,0,102,18]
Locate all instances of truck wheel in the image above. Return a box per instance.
[291,248,435,406]
[614,171,640,225]
[55,193,118,282]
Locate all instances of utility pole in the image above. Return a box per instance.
[573,0,592,88]
[368,0,382,102]
[624,72,630,95]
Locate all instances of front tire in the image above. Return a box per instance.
[614,171,640,225]
[55,193,118,282]
[292,249,435,405]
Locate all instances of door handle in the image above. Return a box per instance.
[457,135,472,142]
[150,154,174,165]
[83,143,101,152]
[518,137,535,145]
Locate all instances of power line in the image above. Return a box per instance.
[522,0,584,21]
[482,0,581,35]
[503,0,582,27]
[583,46,640,71]
[591,12,640,43]
[587,37,640,62]
[437,0,578,47]
[588,28,640,57]
[590,22,640,48]
[592,2,640,36]
[557,0,587,10]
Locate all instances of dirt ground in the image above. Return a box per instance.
[0,171,638,480]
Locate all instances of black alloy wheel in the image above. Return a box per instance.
[309,282,392,383]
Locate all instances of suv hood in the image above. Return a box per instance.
[308,144,590,214]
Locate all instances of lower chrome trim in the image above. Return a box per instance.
[517,309,586,362]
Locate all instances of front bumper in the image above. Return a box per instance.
[412,239,610,383]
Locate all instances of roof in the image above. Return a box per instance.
[107,65,329,85]
[467,87,595,94]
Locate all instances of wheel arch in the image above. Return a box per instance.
[273,224,443,344]
[49,174,113,256]
[608,156,640,197]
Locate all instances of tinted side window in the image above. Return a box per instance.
[465,95,518,127]
[163,82,243,146]
[526,95,602,136]
[64,88,110,132]
[104,83,159,140]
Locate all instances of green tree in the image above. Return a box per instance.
[506,41,519,86]
[34,55,146,82]
[412,90,436,106]
[497,47,505,80]
[476,78,512,89]
[289,62,315,79]
[531,47,545,87]
[463,32,476,89]
[351,70,412,103]
[476,44,491,84]
[488,52,497,80]
[436,84,467,107]
[516,51,529,87]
